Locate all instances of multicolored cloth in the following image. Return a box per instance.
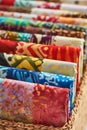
[0,0,86,14]
[0,5,31,13]
[0,30,31,42]
[0,40,80,81]
[0,53,77,77]
[0,40,81,62]
[0,30,85,42]
[16,40,83,78]
[0,32,84,65]
[0,11,87,26]
[0,65,75,111]
[0,53,78,90]
[9,26,85,39]
[0,17,86,33]
[31,8,87,18]
[0,78,70,126]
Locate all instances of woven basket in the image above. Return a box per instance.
[0,64,87,130]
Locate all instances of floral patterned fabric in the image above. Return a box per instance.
[0,53,77,77]
[0,11,87,26]
[0,39,81,81]
[6,26,85,39]
[0,17,86,33]
[0,53,79,90]
[0,78,70,126]
[0,65,75,111]
[0,5,31,13]
[0,30,85,42]
[0,0,86,15]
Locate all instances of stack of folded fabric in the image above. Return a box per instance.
[0,0,87,130]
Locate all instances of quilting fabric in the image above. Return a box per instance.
[0,65,75,111]
[0,53,78,90]
[31,8,87,18]
[0,11,87,26]
[10,26,85,39]
[0,40,83,81]
[0,0,86,15]
[0,17,86,33]
[0,78,70,127]
[0,40,80,81]
[0,29,85,41]
[0,5,31,13]
[0,30,31,41]
[0,53,77,77]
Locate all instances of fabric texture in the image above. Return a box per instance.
[0,78,70,127]
[0,5,31,13]
[0,40,80,85]
[0,53,77,77]
[0,17,86,33]
[31,8,87,18]
[0,11,87,26]
[0,65,75,111]
[0,0,86,14]
[0,39,81,77]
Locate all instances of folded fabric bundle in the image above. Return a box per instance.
[0,40,80,79]
[0,0,86,14]
[0,53,77,77]
[12,26,85,39]
[0,30,85,42]
[0,30,31,42]
[0,40,81,61]
[0,78,70,126]
[0,0,35,6]
[0,11,87,26]
[0,17,86,33]
[0,53,78,90]
[59,4,87,14]
[0,5,31,13]
[0,65,75,111]
[0,0,60,8]
[31,8,87,18]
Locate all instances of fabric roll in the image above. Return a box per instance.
[31,8,87,18]
[0,30,85,42]
[0,0,60,8]
[0,40,81,62]
[0,65,75,111]
[0,78,70,126]
[0,53,77,77]
[0,30,31,41]
[0,53,78,90]
[61,4,87,14]
[0,40,80,79]
[0,39,81,83]
[0,5,31,13]
[0,0,86,14]
[0,17,86,33]
[0,11,87,26]
[12,27,85,39]
[0,32,83,78]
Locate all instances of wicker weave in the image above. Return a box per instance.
[0,64,87,130]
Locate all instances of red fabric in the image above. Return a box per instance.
[0,39,17,53]
[32,84,69,127]
[0,0,15,5]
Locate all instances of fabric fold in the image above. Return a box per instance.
[0,11,87,26]
[0,78,70,127]
[0,17,86,33]
[0,65,75,111]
